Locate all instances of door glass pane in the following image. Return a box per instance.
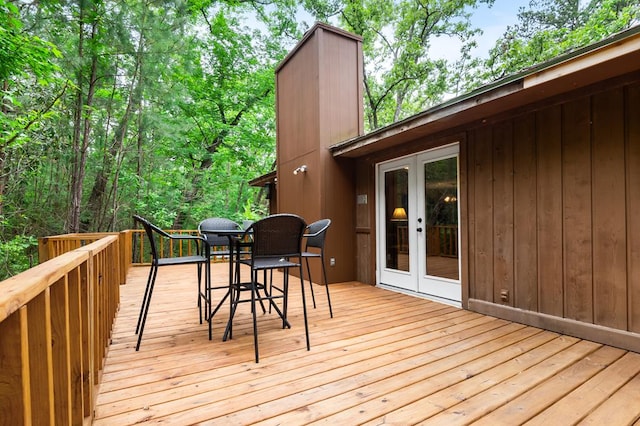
[424,157,459,280]
[385,168,409,271]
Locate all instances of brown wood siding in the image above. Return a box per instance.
[319,30,363,146]
[276,33,320,166]
[473,126,494,301]
[513,114,538,311]
[276,24,362,283]
[562,98,593,323]
[628,83,640,333]
[536,105,564,317]
[459,138,471,307]
[355,161,372,284]
[466,80,640,336]
[592,88,627,330]
[322,157,357,283]
[465,132,475,308]
[493,121,515,305]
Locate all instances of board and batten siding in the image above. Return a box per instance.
[467,81,640,337]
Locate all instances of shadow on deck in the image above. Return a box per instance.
[94,263,640,424]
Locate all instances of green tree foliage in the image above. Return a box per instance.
[1,0,62,199]
[0,0,60,82]
[167,4,288,228]
[306,0,495,130]
[0,234,37,278]
[0,0,301,279]
[1,0,65,279]
[475,0,640,85]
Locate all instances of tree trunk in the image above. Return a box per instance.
[171,87,272,229]
[67,3,99,233]
[0,80,7,217]
[87,12,146,231]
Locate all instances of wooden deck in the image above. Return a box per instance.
[94,263,640,425]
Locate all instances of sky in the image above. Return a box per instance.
[292,0,533,62]
[257,0,533,63]
[429,0,531,62]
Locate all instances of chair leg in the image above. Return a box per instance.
[251,276,260,363]
[197,261,211,326]
[136,264,158,351]
[223,281,240,341]
[298,264,311,351]
[255,278,267,314]
[210,290,230,318]
[282,268,289,329]
[197,262,203,324]
[250,270,267,314]
[262,269,291,330]
[136,264,157,335]
[320,254,333,318]
[266,269,272,313]
[304,257,317,309]
[205,261,212,340]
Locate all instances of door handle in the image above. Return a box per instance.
[417,227,423,232]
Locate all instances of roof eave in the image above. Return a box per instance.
[331,25,640,158]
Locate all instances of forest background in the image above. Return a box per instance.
[1,0,638,279]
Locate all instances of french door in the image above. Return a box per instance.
[377,144,461,304]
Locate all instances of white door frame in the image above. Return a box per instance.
[416,145,461,303]
[376,143,461,306]
[377,157,419,292]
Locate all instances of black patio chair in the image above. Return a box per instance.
[198,217,242,260]
[133,215,210,350]
[227,213,310,363]
[302,219,333,318]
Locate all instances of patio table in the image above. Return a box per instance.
[201,225,312,344]
[198,229,247,338]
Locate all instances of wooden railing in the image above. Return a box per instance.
[129,229,234,264]
[129,229,199,264]
[39,232,131,284]
[427,225,458,257]
[0,225,245,424]
[39,229,231,267]
[0,235,121,425]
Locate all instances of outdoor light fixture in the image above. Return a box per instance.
[293,165,308,175]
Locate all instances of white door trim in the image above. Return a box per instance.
[376,143,461,307]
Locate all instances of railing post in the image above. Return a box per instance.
[38,237,51,263]
[120,230,132,284]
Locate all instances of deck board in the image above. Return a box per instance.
[94,264,640,425]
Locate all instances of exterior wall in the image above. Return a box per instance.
[275,24,363,283]
[355,161,375,285]
[355,73,640,349]
[466,77,640,336]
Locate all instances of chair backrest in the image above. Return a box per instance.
[198,218,242,247]
[305,219,331,251]
[247,214,306,259]
[133,215,170,262]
